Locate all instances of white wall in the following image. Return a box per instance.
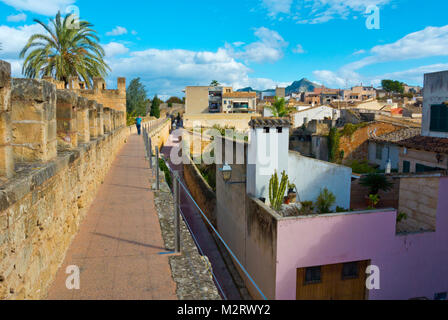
[368,142,401,170]
[422,71,448,138]
[292,106,340,128]
[247,127,290,200]
[287,152,352,210]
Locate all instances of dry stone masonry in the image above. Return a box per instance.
[0,60,127,299]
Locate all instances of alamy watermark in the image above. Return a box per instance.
[365,5,380,30]
[65,5,80,30]
[65,265,80,290]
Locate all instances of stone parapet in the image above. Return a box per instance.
[11,78,57,163]
[0,61,13,178]
[56,90,78,149]
[88,100,98,139]
[76,97,90,144]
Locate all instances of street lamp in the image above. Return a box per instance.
[220,163,233,183]
[219,163,246,185]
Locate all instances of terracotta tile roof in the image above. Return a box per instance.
[370,128,420,143]
[223,92,256,98]
[249,117,291,128]
[397,135,448,154]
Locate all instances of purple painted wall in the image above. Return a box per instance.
[275,177,448,300]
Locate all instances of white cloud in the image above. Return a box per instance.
[313,25,448,88]
[353,49,366,55]
[106,26,128,36]
[292,44,305,54]
[313,69,363,88]
[378,63,448,84]
[103,42,129,57]
[7,13,27,22]
[346,25,448,71]
[0,24,44,58]
[0,0,75,16]
[262,0,391,23]
[106,47,285,96]
[262,0,293,16]
[226,27,288,63]
[131,30,138,35]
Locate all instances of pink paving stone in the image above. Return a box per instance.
[46,134,178,300]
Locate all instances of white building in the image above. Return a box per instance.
[291,105,340,128]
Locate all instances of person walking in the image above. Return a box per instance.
[136,115,142,135]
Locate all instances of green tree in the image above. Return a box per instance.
[166,96,183,104]
[267,97,294,117]
[150,95,161,119]
[381,80,404,95]
[210,80,220,87]
[126,78,148,116]
[20,11,109,88]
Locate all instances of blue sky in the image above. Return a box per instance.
[1,0,448,98]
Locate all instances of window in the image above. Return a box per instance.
[430,104,448,132]
[277,127,283,133]
[376,144,383,160]
[403,161,411,173]
[342,262,359,280]
[304,266,322,284]
[416,163,441,173]
[264,127,270,133]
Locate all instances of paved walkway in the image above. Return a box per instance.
[162,132,243,300]
[47,134,177,300]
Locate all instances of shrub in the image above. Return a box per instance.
[348,160,378,174]
[359,173,394,195]
[316,188,336,214]
[158,158,172,189]
[300,201,314,215]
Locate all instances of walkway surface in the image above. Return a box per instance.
[47,134,177,300]
[162,132,243,300]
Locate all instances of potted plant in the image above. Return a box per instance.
[287,183,297,204]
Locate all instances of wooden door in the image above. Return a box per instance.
[296,261,369,300]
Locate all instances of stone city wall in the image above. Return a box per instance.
[0,60,132,300]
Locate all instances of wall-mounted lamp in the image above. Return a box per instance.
[219,163,246,185]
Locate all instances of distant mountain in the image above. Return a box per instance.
[286,78,320,94]
[236,78,320,95]
[237,87,259,93]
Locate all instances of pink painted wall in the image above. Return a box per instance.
[275,177,448,300]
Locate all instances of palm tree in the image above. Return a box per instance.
[210,80,220,87]
[266,97,294,117]
[20,11,109,88]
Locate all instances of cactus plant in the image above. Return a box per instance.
[269,170,289,211]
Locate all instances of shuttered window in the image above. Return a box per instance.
[403,161,410,173]
[430,104,448,132]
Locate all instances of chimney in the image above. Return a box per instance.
[247,118,291,199]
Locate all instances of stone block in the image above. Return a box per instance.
[77,97,90,144]
[88,100,98,139]
[11,79,57,163]
[56,90,78,149]
[96,104,104,136]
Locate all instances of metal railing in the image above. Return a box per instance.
[141,126,267,300]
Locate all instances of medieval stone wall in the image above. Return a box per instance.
[0,60,131,299]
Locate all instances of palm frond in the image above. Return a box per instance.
[20,10,110,86]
